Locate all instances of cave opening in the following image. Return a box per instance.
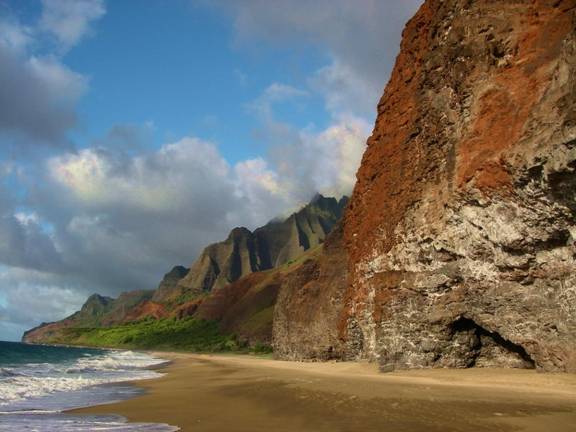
[451,317,536,369]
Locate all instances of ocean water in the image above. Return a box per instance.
[0,341,178,431]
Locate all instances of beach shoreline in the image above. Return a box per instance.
[72,352,576,432]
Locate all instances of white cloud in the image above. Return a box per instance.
[28,55,88,103]
[208,0,423,117]
[303,115,370,197]
[0,19,33,53]
[40,0,106,52]
[261,82,308,101]
[0,196,63,273]
[269,114,371,201]
[235,158,281,196]
[310,58,379,118]
[248,82,308,119]
[48,138,232,212]
[234,157,292,222]
[14,211,40,227]
[246,80,371,202]
[0,44,84,144]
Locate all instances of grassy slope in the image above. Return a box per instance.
[46,318,238,351]
[42,317,273,353]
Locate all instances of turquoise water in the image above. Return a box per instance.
[0,341,178,431]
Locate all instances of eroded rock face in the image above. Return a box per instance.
[273,224,349,360]
[161,195,347,301]
[152,266,190,302]
[195,271,282,346]
[343,0,576,372]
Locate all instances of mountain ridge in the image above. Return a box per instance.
[154,194,347,302]
[22,194,347,345]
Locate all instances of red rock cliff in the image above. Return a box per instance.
[341,0,576,371]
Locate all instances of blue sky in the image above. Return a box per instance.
[0,0,422,341]
[8,0,331,162]
[67,1,330,162]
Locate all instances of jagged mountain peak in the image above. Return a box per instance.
[80,294,114,314]
[152,194,347,302]
[226,226,253,239]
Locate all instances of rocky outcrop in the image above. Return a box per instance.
[339,0,576,372]
[173,227,259,299]
[73,294,114,327]
[158,194,347,302]
[100,290,155,326]
[23,319,78,344]
[255,194,349,268]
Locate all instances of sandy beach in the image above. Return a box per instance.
[73,353,576,432]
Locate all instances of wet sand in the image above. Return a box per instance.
[74,353,576,432]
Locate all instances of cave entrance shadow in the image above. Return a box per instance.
[451,317,536,369]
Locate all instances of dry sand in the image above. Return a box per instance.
[74,353,576,432]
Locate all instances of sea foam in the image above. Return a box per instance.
[0,344,176,431]
[0,350,166,407]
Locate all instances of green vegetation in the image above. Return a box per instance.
[161,290,207,309]
[48,317,272,354]
[251,342,273,354]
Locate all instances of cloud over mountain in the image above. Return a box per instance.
[0,1,421,340]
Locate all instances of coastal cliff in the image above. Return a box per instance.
[338,0,576,372]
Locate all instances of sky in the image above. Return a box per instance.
[0,0,422,341]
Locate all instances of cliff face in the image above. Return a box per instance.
[155,195,347,302]
[193,270,284,346]
[74,294,114,326]
[168,227,259,299]
[152,266,190,302]
[340,0,576,372]
[273,223,349,360]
